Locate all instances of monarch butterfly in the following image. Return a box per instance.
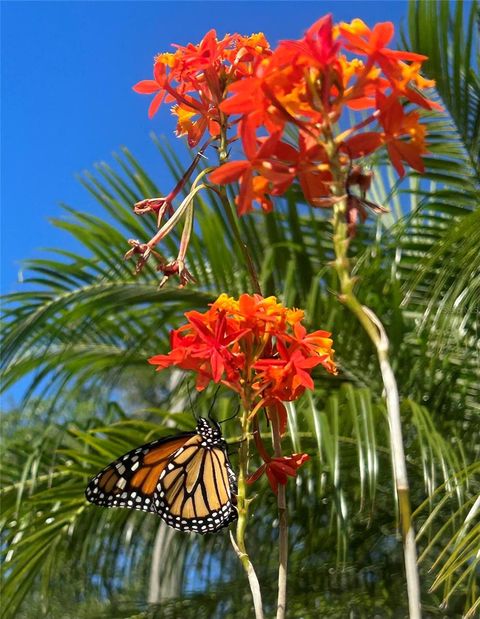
[85,417,238,534]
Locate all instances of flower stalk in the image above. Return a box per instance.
[216,115,262,296]
[327,137,422,619]
[230,406,265,619]
[218,118,265,617]
[271,410,288,619]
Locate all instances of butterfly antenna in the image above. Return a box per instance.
[186,381,198,421]
[219,400,240,424]
[207,385,222,422]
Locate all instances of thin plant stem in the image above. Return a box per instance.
[231,406,265,619]
[216,112,262,295]
[325,136,422,619]
[217,187,262,295]
[217,116,265,618]
[271,411,288,619]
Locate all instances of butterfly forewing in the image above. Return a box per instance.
[85,434,193,512]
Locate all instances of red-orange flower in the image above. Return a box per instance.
[133,16,440,267]
[338,19,426,71]
[208,17,438,211]
[247,453,310,494]
[148,293,336,400]
[133,29,271,144]
[209,130,294,215]
[377,93,427,175]
[149,310,248,388]
[133,62,168,118]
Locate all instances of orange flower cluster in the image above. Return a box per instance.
[148,293,336,404]
[210,15,440,214]
[134,15,440,217]
[133,30,271,147]
[149,293,335,492]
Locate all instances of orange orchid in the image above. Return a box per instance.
[338,19,441,111]
[338,19,427,69]
[210,15,438,215]
[247,453,310,494]
[133,29,271,128]
[209,130,294,215]
[133,61,168,119]
[148,293,334,503]
[377,93,427,175]
[148,292,336,401]
[131,15,440,286]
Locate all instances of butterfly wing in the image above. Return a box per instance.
[153,434,238,533]
[85,433,194,513]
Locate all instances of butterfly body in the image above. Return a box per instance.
[85,417,238,534]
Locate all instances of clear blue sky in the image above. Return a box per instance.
[1,1,409,294]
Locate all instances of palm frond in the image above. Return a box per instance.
[414,462,480,618]
[2,386,474,618]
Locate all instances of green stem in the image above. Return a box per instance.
[326,137,422,619]
[218,189,262,295]
[236,408,250,559]
[217,114,262,296]
[217,112,264,617]
[271,411,288,619]
[230,407,264,619]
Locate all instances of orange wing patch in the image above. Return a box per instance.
[85,433,193,512]
[158,443,235,523]
[211,449,230,506]
[99,468,121,494]
[142,437,190,465]
[131,436,190,495]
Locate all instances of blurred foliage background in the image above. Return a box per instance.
[1,1,479,617]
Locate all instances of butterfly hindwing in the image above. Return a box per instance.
[153,432,238,533]
[85,433,194,513]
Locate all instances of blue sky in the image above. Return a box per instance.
[1,1,410,294]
